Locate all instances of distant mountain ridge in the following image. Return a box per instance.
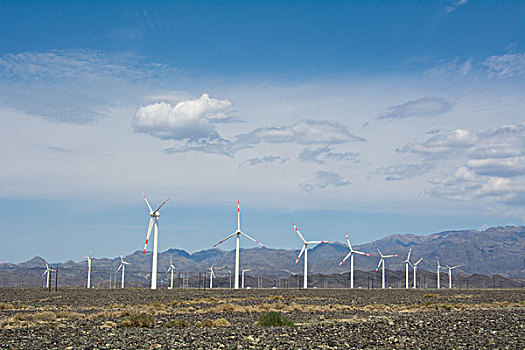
[1,226,524,287]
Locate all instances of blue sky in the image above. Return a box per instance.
[1,1,524,262]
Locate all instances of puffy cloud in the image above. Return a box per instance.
[239,156,289,167]
[483,53,525,78]
[299,171,351,192]
[298,146,359,164]
[397,129,476,157]
[133,94,233,141]
[379,97,454,121]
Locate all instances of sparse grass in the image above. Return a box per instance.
[34,311,57,321]
[423,293,439,298]
[119,313,155,328]
[0,302,14,310]
[255,311,294,327]
[164,319,190,328]
[56,311,84,320]
[100,321,117,329]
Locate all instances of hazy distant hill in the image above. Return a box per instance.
[1,226,523,287]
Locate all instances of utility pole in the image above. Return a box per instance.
[55,267,58,292]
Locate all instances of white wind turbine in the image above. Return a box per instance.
[403,248,413,289]
[292,223,330,289]
[213,201,265,289]
[412,257,423,289]
[81,248,93,288]
[166,257,176,290]
[337,232,370,288]
[141,191,169,290]
[208,265,215,289]
[375,247,398,289]
[436,258,443,289]
[42,261,53,289]
[446,264,461,289]
[116,253,130,289]
[242,268,252,289]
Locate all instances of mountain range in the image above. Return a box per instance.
[1,225,523,288]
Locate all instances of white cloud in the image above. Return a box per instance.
[298,146,359,164]
[443,0,468,14]
[377,163,435,181]
[299,171,351,192]
[164,119,365,157]
[482,53,525,78]
[133,94,233,141]
[239,156,288,167]
[379,97,454,121]
[397,129,476,158]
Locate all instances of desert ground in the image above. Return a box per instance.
[0,288,523,349]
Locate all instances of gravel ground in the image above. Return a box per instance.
[1,288,524,349]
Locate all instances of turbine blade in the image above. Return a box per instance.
[294,245,306,265]
[307,240,330,244]
[143,217,154,254]
[383,254,398,258]
[292,223,307,243]
[117,264,122,272]
[213,232,237,247]
[154,198,170,213]
[376,246,383,257]
[407,247,412,261]
[338,252,352,266]
[345,232,352,250]
[415,258,423,265]
[354,250,370,256]
[240,232,265,247]
[375,258,383,272]
[141,190,153,212]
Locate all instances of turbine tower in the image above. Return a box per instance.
[412,257,423,289]
[116,253,130,289]
[42,261,53,289]
[375,247,398,289]
[166,256,176,290]
[446,265,461,289]
[141,191,169,290]
[338,232,370,288]
[403,248,412,289]
[436,258,443,289]
[81,248,93,288]
[242,268,252,289]
[292,223,330,289]
[208,265,215,289]
[213,201,265,289]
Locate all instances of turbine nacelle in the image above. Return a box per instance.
[150,211,160,218]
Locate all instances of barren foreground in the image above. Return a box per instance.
[0,288,524,349]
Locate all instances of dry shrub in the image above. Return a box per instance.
[0,302,14,310]
[100,321,117,329]
[267,295,284,301]
[212,318,231,327]
[195,318,213,327]
[209,303,238,313]
[13,313,34,321]
[164,319,190,328]
[290,302,303,312]
[34,311,57,321]
[56,311,84,320]
[120,313,155,328]
[423,293,439,299]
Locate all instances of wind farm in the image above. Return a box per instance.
[1,0,524,348]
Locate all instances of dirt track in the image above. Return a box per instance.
[1,288,524,349]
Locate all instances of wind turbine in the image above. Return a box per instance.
[412,257,423,289]
[403,248,412,289]
[166,256,176,290]
[446,265,461,289]
[436,258,443,289]
[42,261,53,289]
[292,223,330,289]
[213,201,265,289]
[141,191,169,290]
[81,248,93,288]
[208,265,215,289]
[375,247,398,289]
[242,268,252,289]
[116,253,130,289]
[337,233,370,288]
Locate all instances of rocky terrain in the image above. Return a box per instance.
[0,288,524,349]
